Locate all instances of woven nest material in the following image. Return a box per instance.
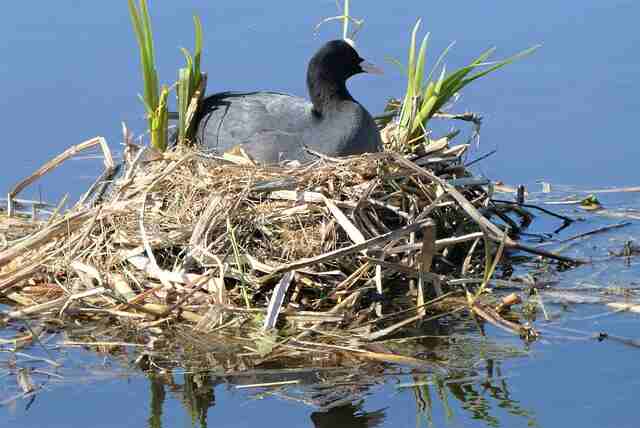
[0,138,560,366]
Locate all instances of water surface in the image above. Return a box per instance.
[1,1,639,427]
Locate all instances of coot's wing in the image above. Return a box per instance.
[195,91,312,162]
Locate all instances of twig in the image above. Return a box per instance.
[555,221,631,245]
[464,150,497,168]
[8,137,112,216]
[491,199,575,224]
[263,271,295,331]
[259,218,435,283]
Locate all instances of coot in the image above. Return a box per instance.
[194,40,383,163]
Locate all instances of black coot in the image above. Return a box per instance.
[194,40,383,163]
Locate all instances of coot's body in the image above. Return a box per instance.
[194,40,382,163]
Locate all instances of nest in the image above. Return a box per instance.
[1,134,582,369]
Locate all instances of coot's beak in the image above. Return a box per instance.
[360,60,384,75]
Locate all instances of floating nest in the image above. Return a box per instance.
[0,132,582,370]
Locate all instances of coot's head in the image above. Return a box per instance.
[308,40,382,86]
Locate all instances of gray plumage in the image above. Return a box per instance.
[194,40,382,163]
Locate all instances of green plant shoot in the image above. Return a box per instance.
[397,19,540,147]
[128,0,168,151]
[177,15,204,145]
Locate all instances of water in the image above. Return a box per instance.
[1,1,639,427]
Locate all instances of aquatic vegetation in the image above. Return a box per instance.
[127,0,168,151]
[315,0,364,44]
[393,19,540,150]
[176,16,204,146]
[128,0,205,151]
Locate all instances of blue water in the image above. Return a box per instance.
[1,1,639,202]
[1,1,640,427]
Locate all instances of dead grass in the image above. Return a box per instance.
[0,129,582,368]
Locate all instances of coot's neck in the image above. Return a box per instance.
[307,71,354,116]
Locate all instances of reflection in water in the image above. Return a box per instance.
[0,312,540,428]
[148,376,165,428]
[181,373,216,427]
[409,360,538,428]
[147,373,217,428]
[140,358,537,428]
[310,402,386,428]
[146,370,388,428]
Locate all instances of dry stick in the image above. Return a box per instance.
[367,198,411,220]
[349,182,386,318]
[462,236,482,275]
[0,260,49,293]
[135,157,196,287]
[258,218,435,283]
[68,205,103,260]
[464,150,497,168]
[607,302,640,314]
[76,138,116,206]
[127,255,210,286]
[323,195,366,244]
[491,199,575,223]
[5,288,106,319]
[510,242,587,265]
[188,185,249,273]
[374,263,383,317]
[77,162,120,207]
[391,153,587,265]
[44,194,69,228]
[77,308,149,319]
[139,192,160,278]
[471,301,534,338]
[0,208,97,268]
[295,290,363,341]
[107,292,182,320]
[533,288,550,321]
[554,221,632,245]
[183,193,226,268]
[396,154,507,240]
[0,226,85,294]
[7,137,109,216]
[418,222,440,305]
[136,303,202,323]
[263,271,295,331]
[326,262,371,298]
[156,272,213,318]
[366,293,464,341]
[354,179,380,218]
[360,291,459,328]
[362,257,441,280]
[341,348,432,367]
[365,314,423,341]
[495,293,522,314]
[385,231,485,255]
[125,153,197,202]
[123,145,148,182]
